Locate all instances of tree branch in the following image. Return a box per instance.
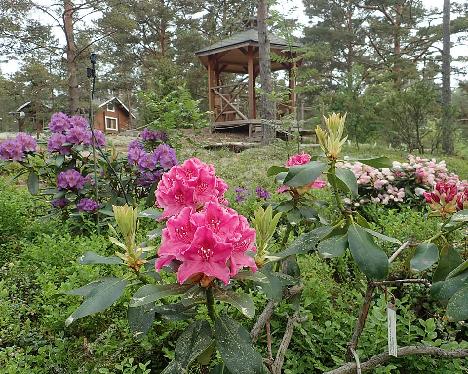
[325,346,468,374]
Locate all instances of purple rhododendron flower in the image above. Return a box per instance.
[16,133,37,152]
[154,144,177,169]
[48,133,70,154]
[140,128,168,142]
[77,198,100,212]
[235,187,249,203]
[137,152,157,170]
[136,170,163,187]
[255,187,270,200]
[69,115,89,129]
[66,126,91,145]
[57,169,87,190]
[91,130,106,147]
[51,198,69,208]
[0,139,23,161]
[49,112,71,133]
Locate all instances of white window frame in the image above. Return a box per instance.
[106,102,115,112]
[105,116,119,131]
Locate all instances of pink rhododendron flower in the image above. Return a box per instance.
[155,157,228,219]
[286,152,311,167]
[423,181,461,216]
[177,226,233,285]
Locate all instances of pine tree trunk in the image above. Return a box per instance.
[257,0,275,145]
[64,0,79,114]
[441,0,454,154]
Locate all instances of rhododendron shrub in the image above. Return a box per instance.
[65,159,266,373]
[338,155,465,207]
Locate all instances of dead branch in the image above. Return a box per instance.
[388,241,411,263]
[325,346,468,374]
[372,279,431,287]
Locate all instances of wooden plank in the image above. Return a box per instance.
[213,89,248,120]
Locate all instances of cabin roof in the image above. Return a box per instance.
[98,97,136,118]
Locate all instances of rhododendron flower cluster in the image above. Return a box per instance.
[0,133,37,161]
[155,158,256,285]
[57,169,89,191]
[76,198,100,212]
[424,181,467,216]
[47,112,105,154]
[338,155,465,206]
[278,152,327,194]
[156,158,228,219]
[127,133,177,187]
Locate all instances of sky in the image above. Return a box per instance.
[1,0,466,84]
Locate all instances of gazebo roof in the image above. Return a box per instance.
[195,28,302,73]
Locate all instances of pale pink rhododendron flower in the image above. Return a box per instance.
[156,157,228,219]
[155,158,257,285]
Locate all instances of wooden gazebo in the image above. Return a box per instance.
[195,24,301,138]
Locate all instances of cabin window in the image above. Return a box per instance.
[105,116,118,131]
[107,102,115,111]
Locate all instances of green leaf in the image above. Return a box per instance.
[447,259,468,279]
[410,243,439,271]
[55,155,65,167]
[78,251,123,265]
[234,270,269,284]
[175,320,213,367]
[298,206,318,220]
[446,285,468,321]
[450,209,468,222]
[128,304,155,339]
[214,289,255,319]
[362,228,401,245]
[267,165,288,176]
[27,172,39,195]
[129,284,191,307]
[431,271,468,301]
[153,302,197,321]
[138,208,162,220]
[65,278,128,326]
[63,278,115,297]
[283,161,327,187]
[334,168,358,196]
[257,267,296,301]
[317,234,348,258]
[347,224,388,280]
[214,315,264,374]
[273,226,333,259]
[433,246,462,282]
[355,156,392,168]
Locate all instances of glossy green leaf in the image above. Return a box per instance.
[447,259,468,279]
[446,285,468,321]
[130,284,191,307]
[153,302,197,321]
[362,228,401,245]
[78,251,123,265]
[431,271,468,301]
[334,168,358,196]
[347,224,388,280]
[410,243,439,271]
[65,277,128,326]
[128,304,155,339]
[234,270,269,284]
[283,161,327,187]
[267,165,288,176]
[63,277,115,297]
[355,156,392,168]
[214,289,255,319]
[450,209,468,222]
[27,172,39,195]
[433,246,462,282]
[273,226,333,259]
[138,208,162,220]
[257,267,296,301]
[214,315,264,374]
[317,234,348,258]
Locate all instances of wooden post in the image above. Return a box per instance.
[207,56,216,124]
[248,46,255,120]
[289,60,296,114]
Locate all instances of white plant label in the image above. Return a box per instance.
[387,302,398,357]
